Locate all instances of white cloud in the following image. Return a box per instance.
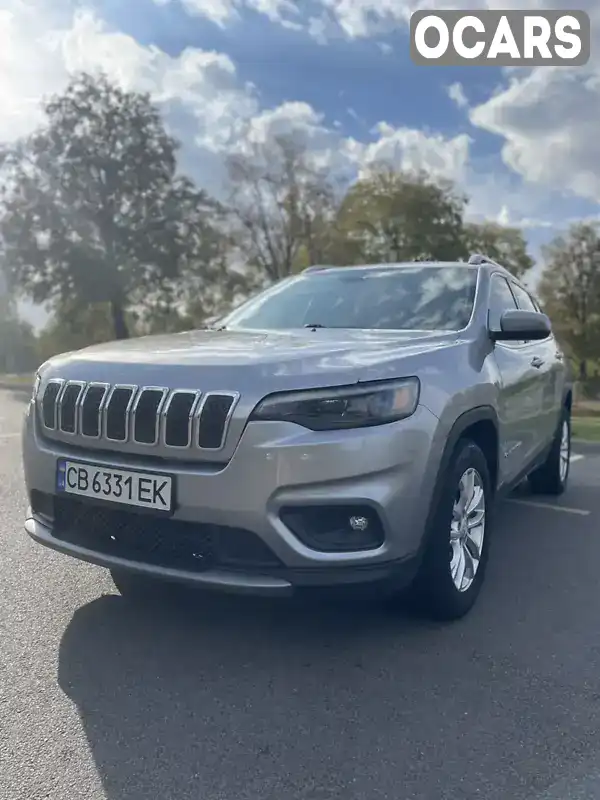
[149,0,600,210]
[4,0,595,279]
[469,1,600,203]
[0,0,472,193]
[359,124,472,183]
[447,82,468,109]
[157,0,300,27]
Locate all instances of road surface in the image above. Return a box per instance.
[2,387,600,800]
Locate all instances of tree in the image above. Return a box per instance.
[0,261,36,373]
[461,220,533,278]
[0,72,221,340]
[334,168,467,265]
[35,298,128,364]
[538,222,600,381]
[225,134,339,281]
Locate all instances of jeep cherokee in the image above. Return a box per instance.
[22,255,571,620]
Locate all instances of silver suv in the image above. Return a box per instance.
[22,256,571,620]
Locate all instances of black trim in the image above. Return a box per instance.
[26,514,418,598]
[496,443,551,499]
[416,406,499,566]
[438,406,499,488]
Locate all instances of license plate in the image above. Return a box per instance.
[56,459,173,512]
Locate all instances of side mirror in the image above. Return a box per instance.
[490,309,552,342]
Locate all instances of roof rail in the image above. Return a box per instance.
[303,264,333,273]
[468,253,504,268]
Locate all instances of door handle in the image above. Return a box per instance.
[531,356,544,369]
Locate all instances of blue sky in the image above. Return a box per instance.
[4,0,600,326]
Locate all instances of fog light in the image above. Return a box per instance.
[279,505,384,552]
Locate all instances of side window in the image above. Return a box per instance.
[488,275,518,331]
[510,282,537,313]
[510,282,549,341]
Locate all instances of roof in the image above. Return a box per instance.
[303,261,480,274]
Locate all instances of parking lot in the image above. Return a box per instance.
[2,386,600,800]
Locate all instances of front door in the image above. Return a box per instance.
[509,280,561,450]
[487,274,546,484]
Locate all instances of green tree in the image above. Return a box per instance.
[0,72,220,341]
[334,168,467,265]
[35,298,126,364]
[538,222,600,381]
[0,264,37,373]
[462,220,533,278]
[226,134,339,281]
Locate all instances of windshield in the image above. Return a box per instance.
[221,266,478,332]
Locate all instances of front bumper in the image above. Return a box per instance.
[22,401,442,596]
[25,514,419,597]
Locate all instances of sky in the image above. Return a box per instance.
[2,0,600,326]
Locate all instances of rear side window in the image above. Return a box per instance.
[510,282,537,313]
[488,275,518,331]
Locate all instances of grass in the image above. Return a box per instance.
[572,415,600,442]
[0,373,34,388]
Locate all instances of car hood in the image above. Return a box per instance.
[43,327,462,392]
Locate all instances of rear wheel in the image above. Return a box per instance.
[407,439,492,621]
[528,406,571,496]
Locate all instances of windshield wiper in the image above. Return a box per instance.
[303,323,327,328]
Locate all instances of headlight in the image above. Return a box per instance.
[250,377,420,431]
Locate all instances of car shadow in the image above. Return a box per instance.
[56,498,600,800]
[57,591,438,799]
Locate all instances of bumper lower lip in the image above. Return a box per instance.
[24,515,294,597]
[24,514,419,598]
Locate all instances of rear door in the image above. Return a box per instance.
[488,274,544,484]
[509,280,560,450]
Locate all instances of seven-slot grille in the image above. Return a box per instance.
[39,379,238,451]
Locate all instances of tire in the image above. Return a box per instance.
[110,568,183,602]
[528,406,571,496]
[407,439,493,622]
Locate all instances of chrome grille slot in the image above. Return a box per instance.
[41,380,64,429]
[132,388,167,445]
[59,381,85,434]
[105,386,137,442]
[81,384,109,438]
[197,393,238,450]
[39,380,240,455]
[164,391,199,448]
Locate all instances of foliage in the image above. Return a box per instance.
[0,72,222,340]
[34,298,129,363]
[539,222,600,380]
[334,168,467,265]
[0,314,38,373]
[0,72,552,358]
[461,221,533,278]
[226,134,339,280]
[0,265,38,372]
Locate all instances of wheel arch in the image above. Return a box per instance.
[418,406,499,562]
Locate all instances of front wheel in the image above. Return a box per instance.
[407,439,492,621]
[529,407,571,496]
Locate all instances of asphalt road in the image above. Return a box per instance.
[3,387,600,800]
